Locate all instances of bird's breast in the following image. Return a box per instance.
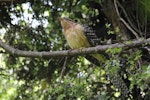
[65,27,90,49]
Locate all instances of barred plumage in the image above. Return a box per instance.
[108,73,129,98]
[82,24,101,46]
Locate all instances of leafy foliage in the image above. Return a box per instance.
[0,0,149,100]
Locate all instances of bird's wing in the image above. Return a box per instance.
[82,24,108,65]
[82,24,101,46]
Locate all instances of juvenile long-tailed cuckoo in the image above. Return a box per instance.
[59,17,129,98]
[59,17,106,65]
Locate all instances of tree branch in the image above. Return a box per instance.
[0,38,149,58]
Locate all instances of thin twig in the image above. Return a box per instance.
[59,57,68,83]
[117,1,139,33]
[114,0,120,17]
[114,0,140,39]
[120,18,140,39]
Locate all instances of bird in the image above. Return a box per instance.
[59,17,129,98]
[59,17,106,66]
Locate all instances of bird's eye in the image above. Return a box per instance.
[75,19,78,22]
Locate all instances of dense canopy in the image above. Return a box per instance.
[0,0,150,99]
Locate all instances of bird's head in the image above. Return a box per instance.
[59,17,76,31]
